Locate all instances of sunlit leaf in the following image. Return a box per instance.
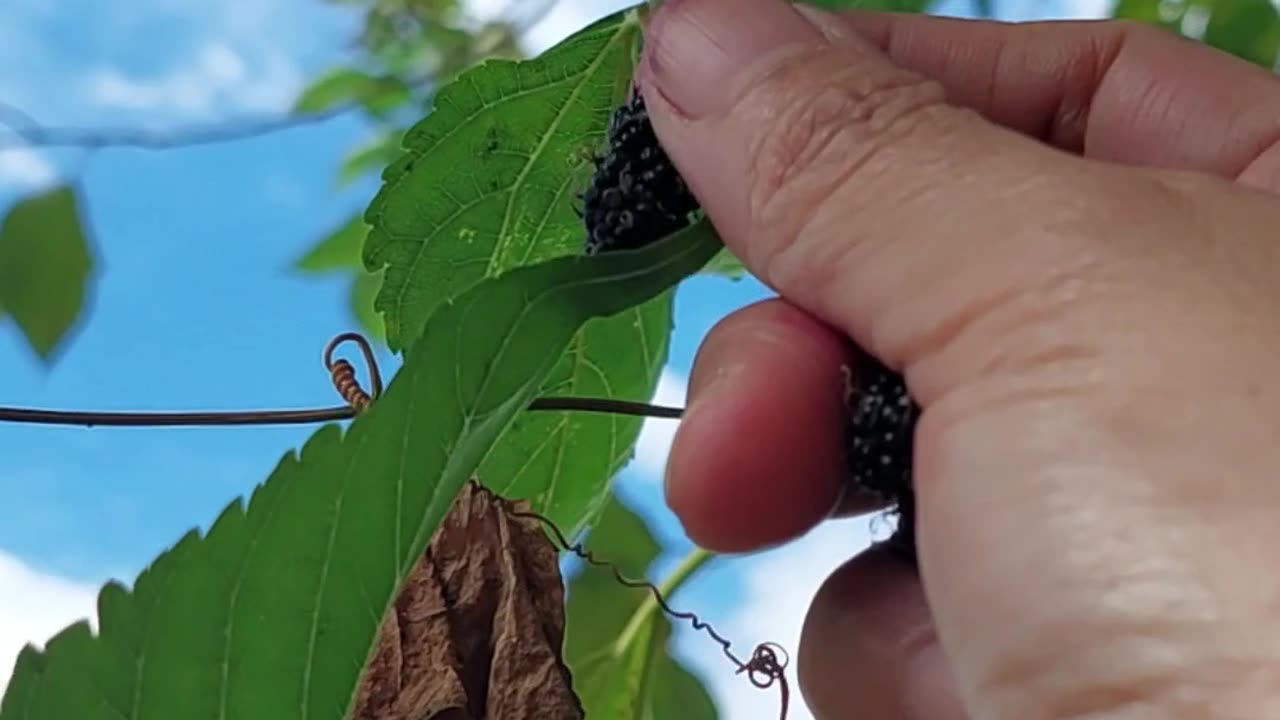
[293,67,412,118]
[1202,0,1280,67]
[1113,0,1280,66]
[365,7,667,535]
[701,247,748,281]
[364,9,641,348]
[0,185,94,361]
[0,211,722,720]
[798,0,932,9]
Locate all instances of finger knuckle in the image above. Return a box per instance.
[733,47,952,274]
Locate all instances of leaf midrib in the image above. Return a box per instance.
[484,19,634,279]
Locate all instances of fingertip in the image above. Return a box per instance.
[665,299,851,552]
[800,545,966,720]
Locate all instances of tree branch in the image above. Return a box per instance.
[0,90,422,151]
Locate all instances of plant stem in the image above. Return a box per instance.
[612,547,714,654]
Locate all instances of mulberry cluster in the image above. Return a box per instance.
[579,89,700,255]
[844,351,920,558]
[581,86,921,557]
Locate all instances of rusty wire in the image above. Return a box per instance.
[0,332,684,426]
[509,507,792,720]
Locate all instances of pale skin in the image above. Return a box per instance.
[637,1,1280,718]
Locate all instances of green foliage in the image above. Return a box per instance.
[296,215,367,271]
[0,185,94,362]
[0,213,723,720]
[798,0,933,10]
[293,215,386,341]
[365,8,667,534]
[336,130,405,188]
[364,9,640,348]
[293,67,413,118]
[564,495,718,719]
[701,247,748,281]
[1113,0,1280,67]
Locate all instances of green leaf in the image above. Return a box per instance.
[701,247,748,280]
[293,67,412,117]
[365,7,666,534]
[1110,0,1169,24]
[1112,0,1280,66]
[337,130,406,188]
[0,185,94,361]
[295,215,368,272]
[1201,0,1280,67]
[797,0,931,10]
[350,269,387,344]
[564,495,718,720]
[0,214,722,720]
[364,8,640,347]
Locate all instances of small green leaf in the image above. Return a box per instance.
[0,185,94,361]
[797,0,931,9]
[1,212,722,720]
[1202,0,1280,67]
[1113,0,1280,66]
[701,247,748,280]
[1110,0,1171,24]
[293,67,411,117]
[294,215,368,272]
[350,269,387,343]
[337,131,406,188]
[565,496,718,719]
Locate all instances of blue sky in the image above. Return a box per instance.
[0,0,1108,716]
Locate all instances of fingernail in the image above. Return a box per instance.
[643,0,823,118]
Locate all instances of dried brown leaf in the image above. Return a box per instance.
[354,480,583,720]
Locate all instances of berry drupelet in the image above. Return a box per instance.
[580,85,921,556]
[579,89,700,255]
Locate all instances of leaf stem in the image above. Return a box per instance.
[613,547,714,655]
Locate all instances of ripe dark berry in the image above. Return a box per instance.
[583,88,921,556]
[579,88,699,254]
[843,350,920,558]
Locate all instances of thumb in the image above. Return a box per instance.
[638,0,1100,382]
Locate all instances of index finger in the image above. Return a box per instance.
[806,10,1280,190]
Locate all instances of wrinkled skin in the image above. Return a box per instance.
[640,2,1280,718]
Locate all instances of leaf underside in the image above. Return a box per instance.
[0,185,94,361]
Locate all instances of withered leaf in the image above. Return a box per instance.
[354,480,583,720]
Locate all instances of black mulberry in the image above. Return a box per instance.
[583,86,921,557]
[579,88,700,255]
[844,350,920,559]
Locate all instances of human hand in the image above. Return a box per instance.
[638,2,1280,717]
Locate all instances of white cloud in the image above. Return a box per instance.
[0,550,99,692]
[0,148,57,191]
[85,41,301,117]
[684,519,882,720]
[631,368,687,479]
